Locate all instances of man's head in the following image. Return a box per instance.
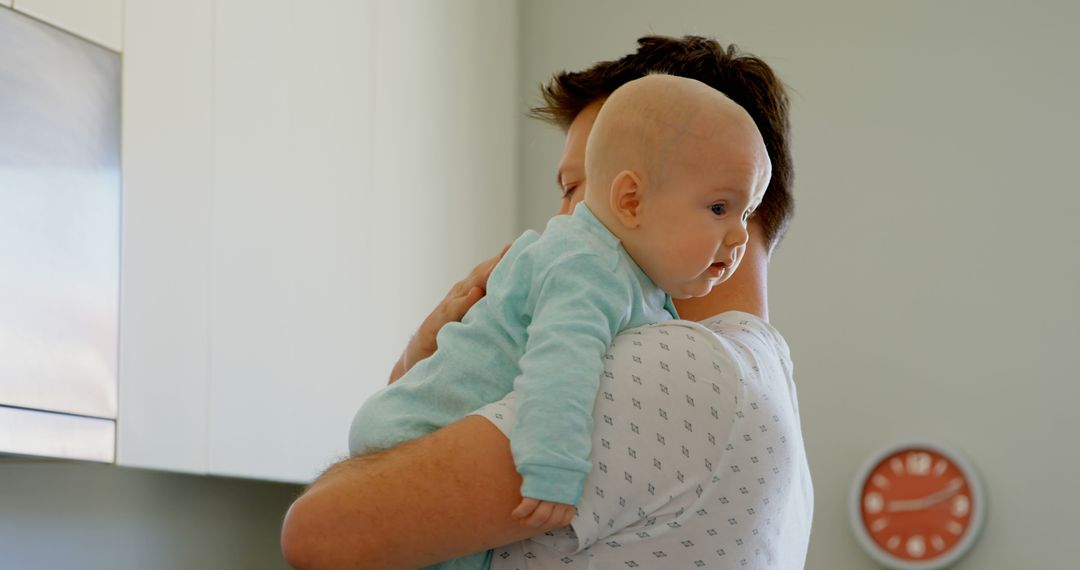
[534,35,793,255]
[582,74,770,300]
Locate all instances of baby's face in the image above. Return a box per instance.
[629,133,769,299]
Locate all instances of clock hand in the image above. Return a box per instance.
[886,478,964,513]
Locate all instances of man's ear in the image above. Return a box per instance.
[609,170,643,229]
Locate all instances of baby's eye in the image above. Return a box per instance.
[561,185,579,200]
[710,203,727,216]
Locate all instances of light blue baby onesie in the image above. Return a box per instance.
[349,202,676,569]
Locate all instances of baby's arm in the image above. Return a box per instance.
[509,254,632,511]
[388,245,509,384]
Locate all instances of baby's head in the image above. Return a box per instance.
[583,74,772,299]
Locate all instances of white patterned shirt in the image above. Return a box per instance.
[469,312,813,569]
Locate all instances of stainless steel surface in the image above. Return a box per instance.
[0,405,115,462]
[0,6,120,421]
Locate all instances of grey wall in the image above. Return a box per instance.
[517,1,1080,568]
[0,459,300,569]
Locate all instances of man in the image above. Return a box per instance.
[281,35,812,570]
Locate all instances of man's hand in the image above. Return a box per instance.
[511,498,575,529]
[389,244,510,383]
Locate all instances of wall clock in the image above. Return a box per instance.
[849,441,986,569]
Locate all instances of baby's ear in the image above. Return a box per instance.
[609,170,642,229]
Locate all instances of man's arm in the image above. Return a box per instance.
[281,415,565,570]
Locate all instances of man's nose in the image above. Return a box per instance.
[556,189,586,217]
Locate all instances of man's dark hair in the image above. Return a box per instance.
[531,35,794,253]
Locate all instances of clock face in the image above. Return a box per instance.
[851,443,985,570]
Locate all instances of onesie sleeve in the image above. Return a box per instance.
[511,253,633,506]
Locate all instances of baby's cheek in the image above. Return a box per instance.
[730,247,747,271]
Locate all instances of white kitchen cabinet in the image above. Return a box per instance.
[118,0,214,475]
[119,0,518,483]
[14,0,123,52]
[206,0,380,482]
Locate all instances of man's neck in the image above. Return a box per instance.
[672,225,770,322]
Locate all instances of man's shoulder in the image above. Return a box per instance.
[698,312,790,356]
[612,313,792,372]
[626,312,786,348]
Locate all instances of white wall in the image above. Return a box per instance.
[0,460,300,570]
[517,1,1080,568]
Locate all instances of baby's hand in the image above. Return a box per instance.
[511,498,575,529]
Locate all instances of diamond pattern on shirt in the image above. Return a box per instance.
[475,314,813,569]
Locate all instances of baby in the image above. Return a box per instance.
[350,73,770,566]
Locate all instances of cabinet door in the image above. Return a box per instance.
[117,0,214,475]
[13,0,123,52]
[207,0,380,483]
